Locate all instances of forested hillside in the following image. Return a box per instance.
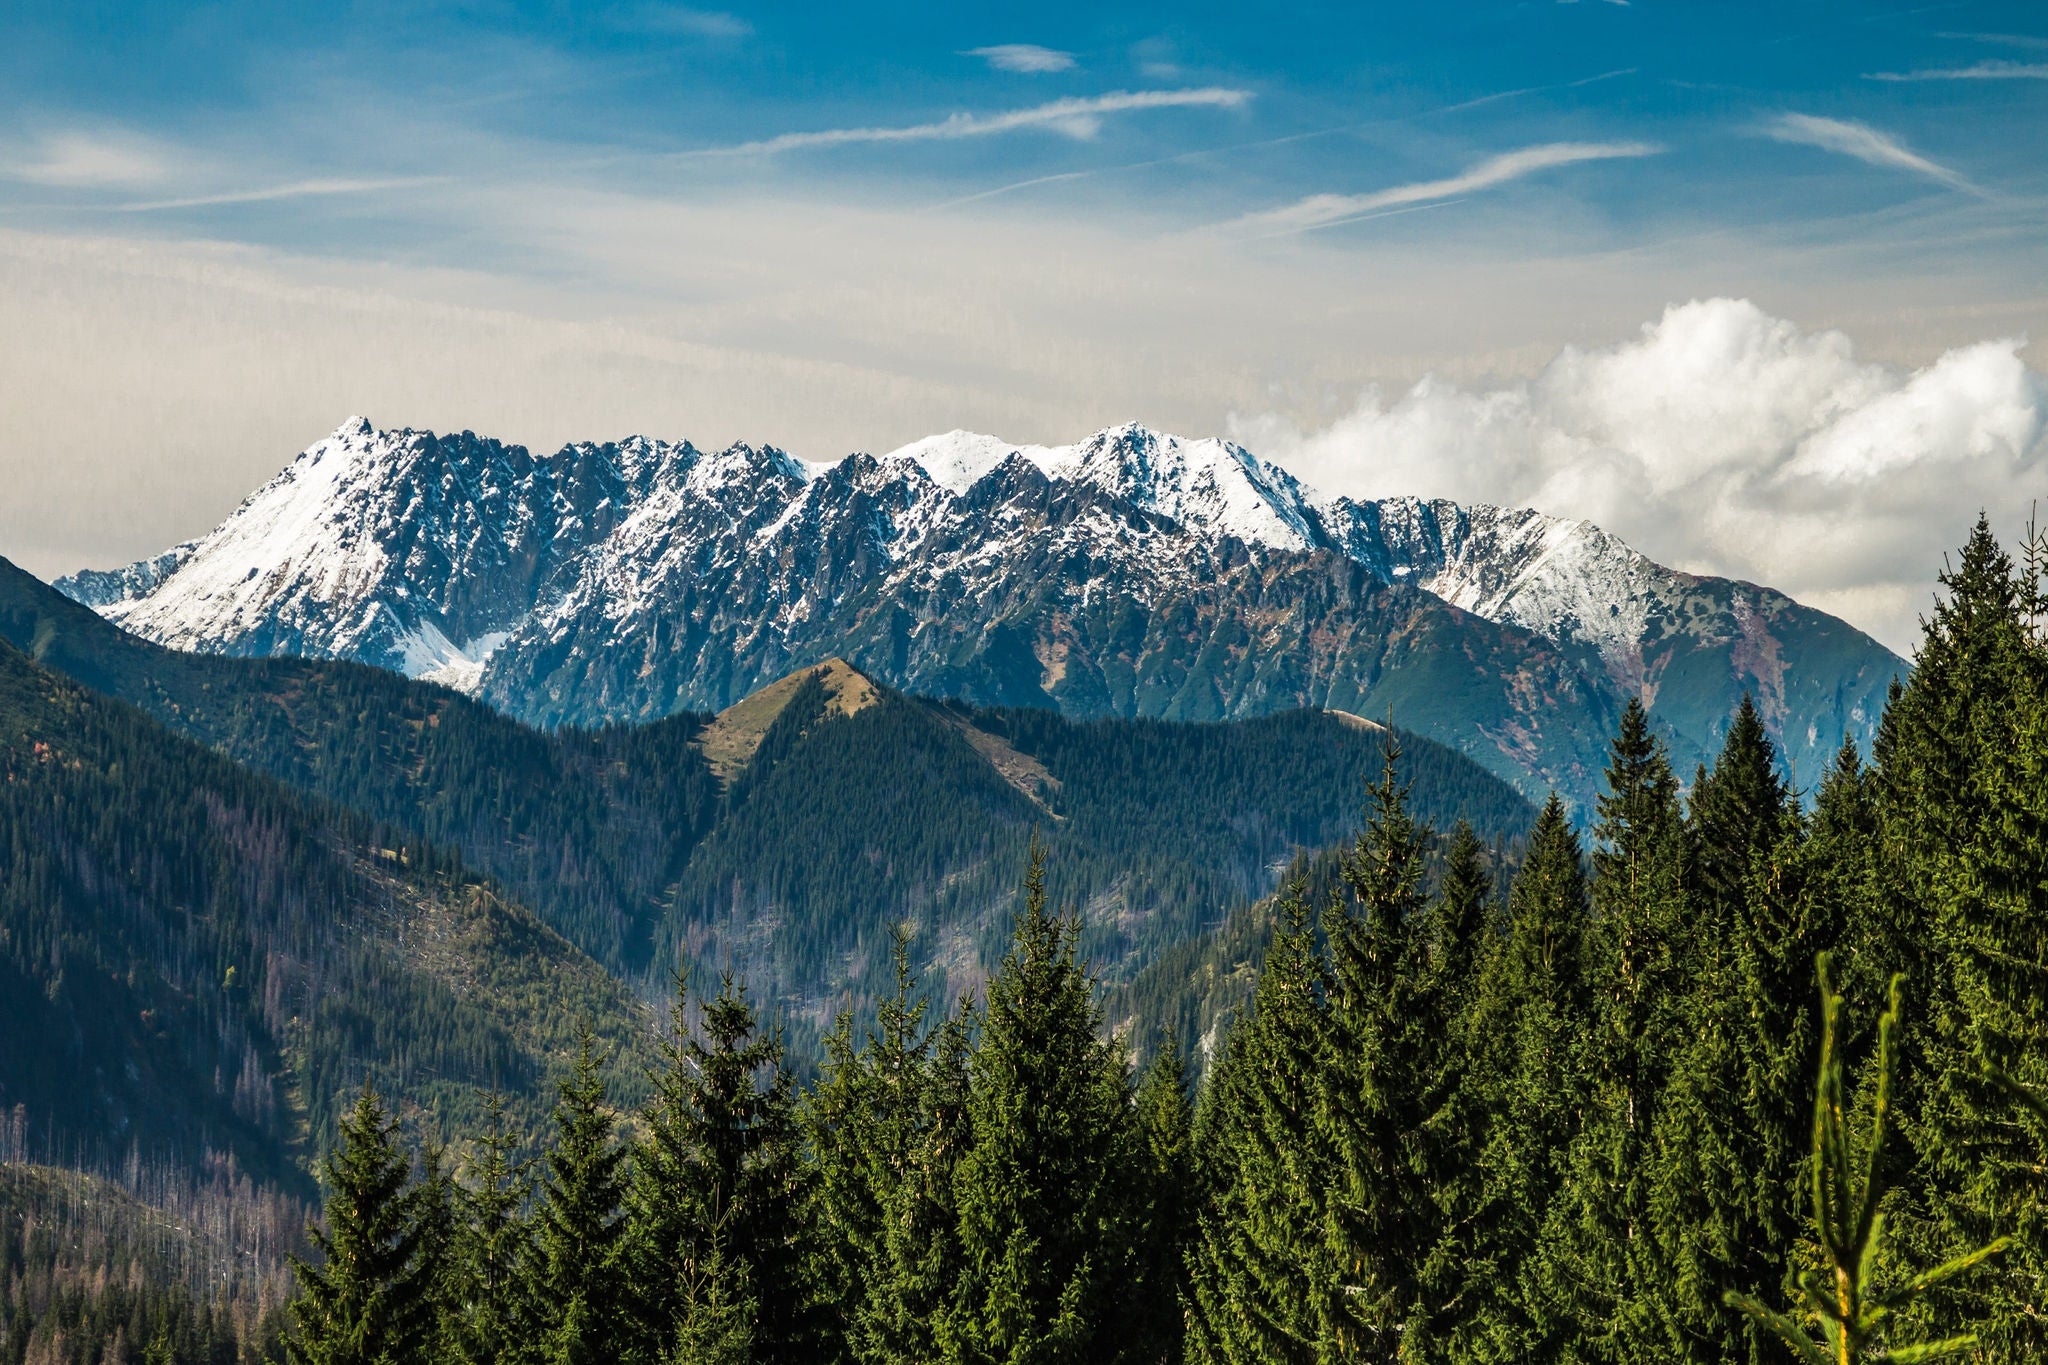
[9,518,2043,1364]
[249,517,2048,1365]
[0,1159,297,1364]
[0,634,655,1183]
[0,558,1533,1032]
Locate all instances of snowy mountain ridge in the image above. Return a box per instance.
[57,416,1904,800]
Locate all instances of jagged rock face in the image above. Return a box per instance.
[59,542,198,608]
[77,420,698,690]
[59,418,1904,802]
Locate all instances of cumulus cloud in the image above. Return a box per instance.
[1228,299,2048,654]
[967,44,1076,74]
[691,88,1251,155]
[1227,140,1661,235]
[1762,113,1979,194]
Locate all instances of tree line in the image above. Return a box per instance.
[272,518,2048,1362]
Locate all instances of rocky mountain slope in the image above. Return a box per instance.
[58,418,1906,802]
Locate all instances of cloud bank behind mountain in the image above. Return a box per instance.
[1233,298,2048,654]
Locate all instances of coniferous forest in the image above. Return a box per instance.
[8,516,2048,1364]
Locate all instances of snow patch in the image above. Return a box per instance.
[412,628,511,695]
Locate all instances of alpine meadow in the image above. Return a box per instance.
[6,3,2048,1364]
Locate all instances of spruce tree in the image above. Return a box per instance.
[1319,733,1434,1360]
[805,927,964,1365]
[531,1029,632,1365]
[1458,794,1593,1363]
[448,1094,535,1365]
[1688,696,1794,918]
[1185,886,1332,1365]
[943,843,1136,1365]
[1419,821,1493,1045]
[1810,739,1887,1012]
[1877,518,2048,1359]
[1641,701,1807,1365]
[1543,698,1689,1362]
[414,1142,460,1363]
[1408,821,1496,1352]
[1130,1039,1195,1365]
[630,973,708,1364]
[288,1085,436,1365]
[630,970,808,1365]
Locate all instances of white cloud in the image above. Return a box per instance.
[967,44,1076,74]
[1229,298,2048,654]
[1130,37,1183,80]
[1227,140,1661,234]
[1937,31,2048,50]
[613,5,751,38]
[1762,113,1979,194]
[5,132,174,188]
[1866,59,2048,81]
[2,130,438,211]
[116,177,443,212]
[694,88,1251,155]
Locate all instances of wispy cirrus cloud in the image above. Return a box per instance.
[689,88,1253,156]
[1866,59,2048,81]
[116,177,444,212]
[1224,140,1660,235]
[966,44,1076,74]
[1935,31,2048,51]
[612,5,751,39]
[5,131,174,188]
[4,127,439,213]
[1762,113,1980,194]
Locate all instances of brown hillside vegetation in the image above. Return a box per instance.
[693,657,879,781]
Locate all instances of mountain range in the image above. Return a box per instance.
[57,418,1905,805]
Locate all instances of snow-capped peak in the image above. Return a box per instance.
[881,422,1320,551]
[881,430,1066,495]
[115,418,412,644]
[1058,423,1320,551]
[52,413,1898,799]
[685,441,808,495]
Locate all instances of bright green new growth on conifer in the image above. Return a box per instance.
[1725,954,2006,1365]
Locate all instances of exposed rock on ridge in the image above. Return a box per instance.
[59,418,1905,803]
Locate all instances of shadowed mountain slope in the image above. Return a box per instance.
[0,631,654,1195]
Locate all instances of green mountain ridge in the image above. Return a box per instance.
[0,555,1533,1048]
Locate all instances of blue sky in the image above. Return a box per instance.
[8,2,2047,255]
[2,1,2046,649]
